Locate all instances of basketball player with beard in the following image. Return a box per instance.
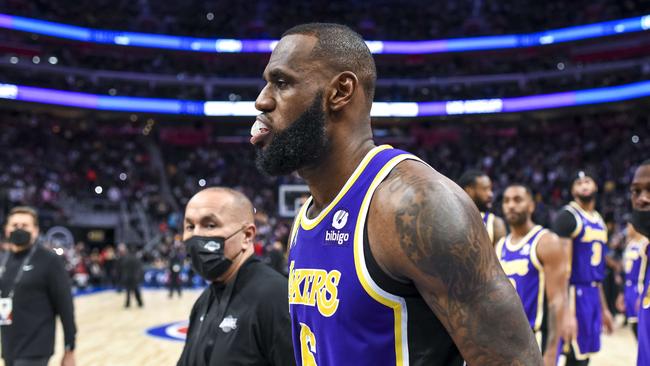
[630,160,650,366]
[616,222,648,339]
[250,23,541,365]
[458,170,507,247]
[497,184,570,365]
[552,171,614,365]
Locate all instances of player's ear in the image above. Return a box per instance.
[327,71,358,112]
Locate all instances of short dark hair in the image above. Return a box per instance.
[457,169,486,189]
[282,23,376,107]
[505,183,534,199]
[640,159,650,166]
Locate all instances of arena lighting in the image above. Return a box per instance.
[0,13,649,54]
[1,81,650,116]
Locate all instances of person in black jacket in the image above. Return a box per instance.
[167,249,183,298]
[177,187,295,366]
[0,206,76,366]
[121,246,144,308]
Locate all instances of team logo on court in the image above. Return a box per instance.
[146,321,189,342]
[332,210,349,229]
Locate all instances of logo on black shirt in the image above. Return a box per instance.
[219,315,238,333]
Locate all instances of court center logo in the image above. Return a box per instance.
[146,321,189,342]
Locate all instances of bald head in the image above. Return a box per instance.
[186,187,254,225]
[183,187,257,282]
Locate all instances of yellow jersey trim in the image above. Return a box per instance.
[481,212,495,243]
[288,201,308,249]
[300,145,392,231]
[495,237,506,258]
[530,228,548,331]
[569,201,603,225]
[639,241,649,298]
[353,153,420,366]
[564,205,584,239]
[505,225,544,252]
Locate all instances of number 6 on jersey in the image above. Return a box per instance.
[299,323,317,366]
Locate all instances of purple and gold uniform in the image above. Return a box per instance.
[495,225,547,343]
[562,202,608,360]
[481,212,495,243]
[638,244,650,366]
[624,237,648,323]
[288,145,462,366]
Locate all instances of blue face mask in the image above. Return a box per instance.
[184,227,244,281]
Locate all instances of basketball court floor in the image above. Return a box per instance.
[0,288,637,365]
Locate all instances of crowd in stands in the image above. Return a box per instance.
[0,109,646,288]
[4,0,649,40]
[2,1,650,104]
[2,55,647,102]
[0,114,159,227]
[0,105,646,323]
[1,1,649,316]
[5,29,648,79]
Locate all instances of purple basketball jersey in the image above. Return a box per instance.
[638,244,650,366]
[624,238,648,321]
[496,225,547,331]
[288,145,462,366]
[564,202,608,285]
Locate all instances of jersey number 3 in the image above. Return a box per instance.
[590,242,602,266]
[300,323,318,366]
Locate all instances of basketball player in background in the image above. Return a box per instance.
[251,23,541,365]
[629,160,650,366]
[458,170,507,246]
[552,171,614,365]
[497,184,570,365]
[616,222,648,338]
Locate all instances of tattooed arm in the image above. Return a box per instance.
[368,161,542,365]
[536,231,568,366]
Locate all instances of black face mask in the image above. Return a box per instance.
[8,229,32,247]
[185,227,245,281]
[631,209,650,238]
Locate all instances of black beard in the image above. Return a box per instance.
[475,200,489,212]
[507,212,528,227]
[575,192,596,205]
[255,92,329,176]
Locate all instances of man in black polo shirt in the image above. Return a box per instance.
[177,187,295,366]
[0,206,76,366]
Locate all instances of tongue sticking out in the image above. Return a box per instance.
[250,119,270,145]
